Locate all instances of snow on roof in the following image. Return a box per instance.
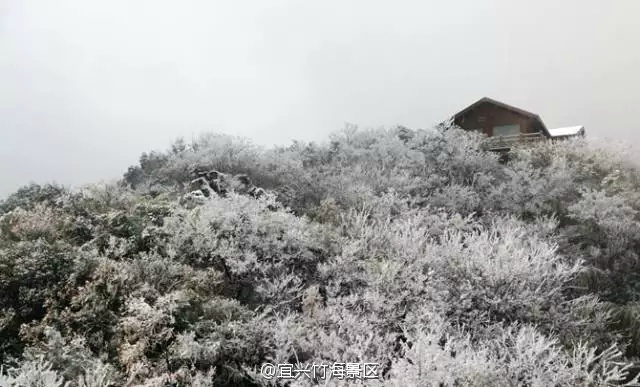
[548,125,585,137]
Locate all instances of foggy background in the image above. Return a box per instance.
[1,0,639,199]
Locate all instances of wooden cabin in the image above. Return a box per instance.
[450,97,585,151]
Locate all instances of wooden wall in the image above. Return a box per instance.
[453,102,539,137]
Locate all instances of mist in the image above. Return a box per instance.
[2,0,639,198]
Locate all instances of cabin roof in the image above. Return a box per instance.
[548,125,585,137]
[453,97,551,137]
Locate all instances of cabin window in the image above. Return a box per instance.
[493,124,520,136]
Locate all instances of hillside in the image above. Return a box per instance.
[2,126,640,386]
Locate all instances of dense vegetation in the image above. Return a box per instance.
[2,125,640,386]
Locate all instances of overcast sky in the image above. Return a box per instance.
[1,0,639,198]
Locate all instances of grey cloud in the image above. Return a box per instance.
[2,0,639,198]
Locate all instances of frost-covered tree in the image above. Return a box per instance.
[2,126,640,385]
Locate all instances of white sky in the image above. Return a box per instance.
[1,0,640,198]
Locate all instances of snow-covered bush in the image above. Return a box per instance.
[4,126,640,385]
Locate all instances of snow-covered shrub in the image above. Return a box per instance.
[384,318,639,387]
[18,327,120,387]
[4,126,640,385]
[0,357,68,387]
[164,192,337,308]
[0,204,62,242]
